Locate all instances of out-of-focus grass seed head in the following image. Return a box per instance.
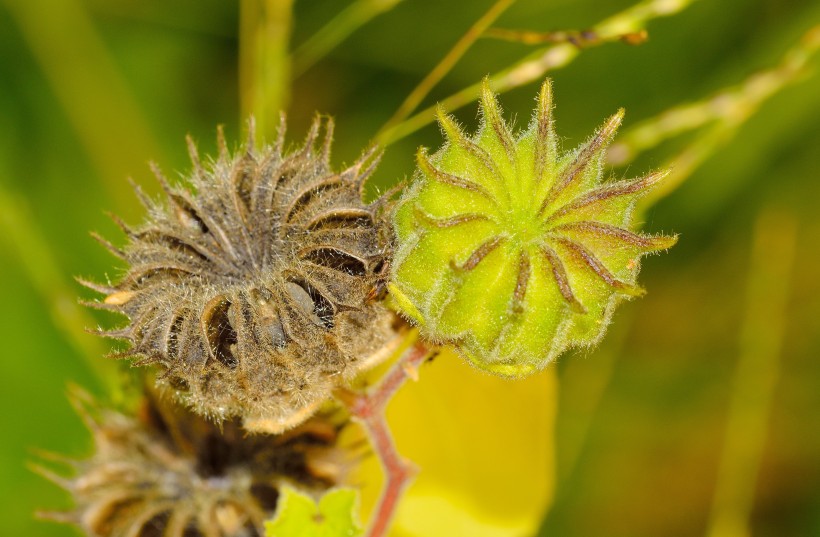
[390,79,677,376]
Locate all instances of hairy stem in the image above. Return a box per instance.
[338,338,433,537]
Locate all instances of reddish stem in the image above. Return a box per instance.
[341,340,431,537]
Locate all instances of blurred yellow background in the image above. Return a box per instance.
[1,0,819,536]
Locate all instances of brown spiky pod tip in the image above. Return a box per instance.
[34,386,346,537]
[82,116,398,433]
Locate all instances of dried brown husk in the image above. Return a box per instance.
[35,387,347,537]
[83,117,397,432]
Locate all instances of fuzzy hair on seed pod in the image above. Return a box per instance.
[82,117,398,433]
[390,79,677,376]
[34,386,346,537]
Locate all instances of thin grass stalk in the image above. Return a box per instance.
[1,0,161,212]
[608,25,820,208]
[706,208,797,537]
[0,187,122,399]
[378,0,517,135]
[377,0,699,146]
[483,27,647,46]
[240,0,294,142]
[293,0,406,78]
[556,313,634,485]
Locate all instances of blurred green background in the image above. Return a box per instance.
[1,0,819,535]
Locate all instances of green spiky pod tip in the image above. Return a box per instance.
[389,79,677,377]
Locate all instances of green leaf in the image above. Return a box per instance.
[265,486,363,537]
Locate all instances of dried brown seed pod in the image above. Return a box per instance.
[35,387,345,537]
[82,117,398,432]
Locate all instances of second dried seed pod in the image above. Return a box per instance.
[36,387,344,537]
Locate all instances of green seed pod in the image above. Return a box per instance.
[390,79,677,377]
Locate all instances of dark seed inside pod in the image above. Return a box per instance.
[202,295,239,369]
[166,312,186,361]
[84,117,397,432]
[138,512,170,537]
[250,483,281,511]
[302,247,368,276]
[285,281,325,327]
[249,288,288,349]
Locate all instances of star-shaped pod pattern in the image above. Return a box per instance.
[390,80,677,376]
[83,117,397,432]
